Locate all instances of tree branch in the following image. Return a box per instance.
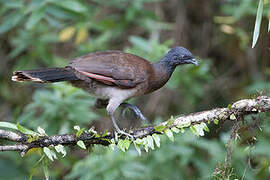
[0,96,269,156]
[0,129,25,142]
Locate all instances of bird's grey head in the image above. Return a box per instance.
[163,47,198,66]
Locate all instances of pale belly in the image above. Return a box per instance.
[70,80,139,100]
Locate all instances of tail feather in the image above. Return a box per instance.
[12,67,78,83]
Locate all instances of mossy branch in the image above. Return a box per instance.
[0,96,269,157]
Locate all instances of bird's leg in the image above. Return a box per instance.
[120,103,146,121]
[95,99,146,122]
[107,99,134,141]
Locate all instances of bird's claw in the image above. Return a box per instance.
[120,103,146,121]
[114,130,134,142]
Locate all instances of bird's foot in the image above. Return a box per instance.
[120,103,146,121]
[111,115,134,141]
[114,129,134,142]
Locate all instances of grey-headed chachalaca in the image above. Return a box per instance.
[12,47,198,139]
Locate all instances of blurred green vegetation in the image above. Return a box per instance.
[18,83,98,134]
[0,0,270,179]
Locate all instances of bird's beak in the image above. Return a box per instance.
[184,58,198,66]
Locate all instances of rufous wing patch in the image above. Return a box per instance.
[75,69,136,88]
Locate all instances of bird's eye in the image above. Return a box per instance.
[182,55,189,59]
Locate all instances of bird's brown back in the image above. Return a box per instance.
[67,51,154,88]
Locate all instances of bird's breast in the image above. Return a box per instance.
[70,79,139,100]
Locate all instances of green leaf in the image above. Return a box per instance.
[152,134,160,148]
[74,125,85,137]
[109,143,116,151]
[227,104,232,110]
[146,135,154,150]
[54,145,66,157]
[202,123,210,132]
[218,112,226,119]
[88,127,97,134]
[183,122,191,127]
[108,139,116,151]
[0,11,24,33]
[117,139,126,152]
[0,122,18,130]
[165,129,174,142]
[122,139,131,150]
[214,119,219,125]
[135,138,143,145]
[134,142,141,156]
[190,124,205,136]
[166,116,174,127]
[76,128,85,138]
[190,126,197,135]
[180,128,185,133]
[26,6,45,29]
[197,124,205,136]
[77,140,86,149]
[43,147,57,161]
[252,0,264,48]
[17,123,38,136]
[74,125,80,131]
[142,138,149,152]
[177,122,191,129]
[230,114,237,120]
[37,126,47,136]
[53,0,87,13]
[154,124,166,132]
[102,129,108,137]
[171,127,180,133]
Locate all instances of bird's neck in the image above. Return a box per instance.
[149,59,176,92]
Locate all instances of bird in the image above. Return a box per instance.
[12,47,198,140]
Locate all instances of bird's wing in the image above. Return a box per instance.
[67,51,150,88]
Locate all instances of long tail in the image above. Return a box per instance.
[12,67,79,83]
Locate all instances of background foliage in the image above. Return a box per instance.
[0,0,270,179]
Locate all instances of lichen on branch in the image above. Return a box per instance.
[0,96,269,157]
